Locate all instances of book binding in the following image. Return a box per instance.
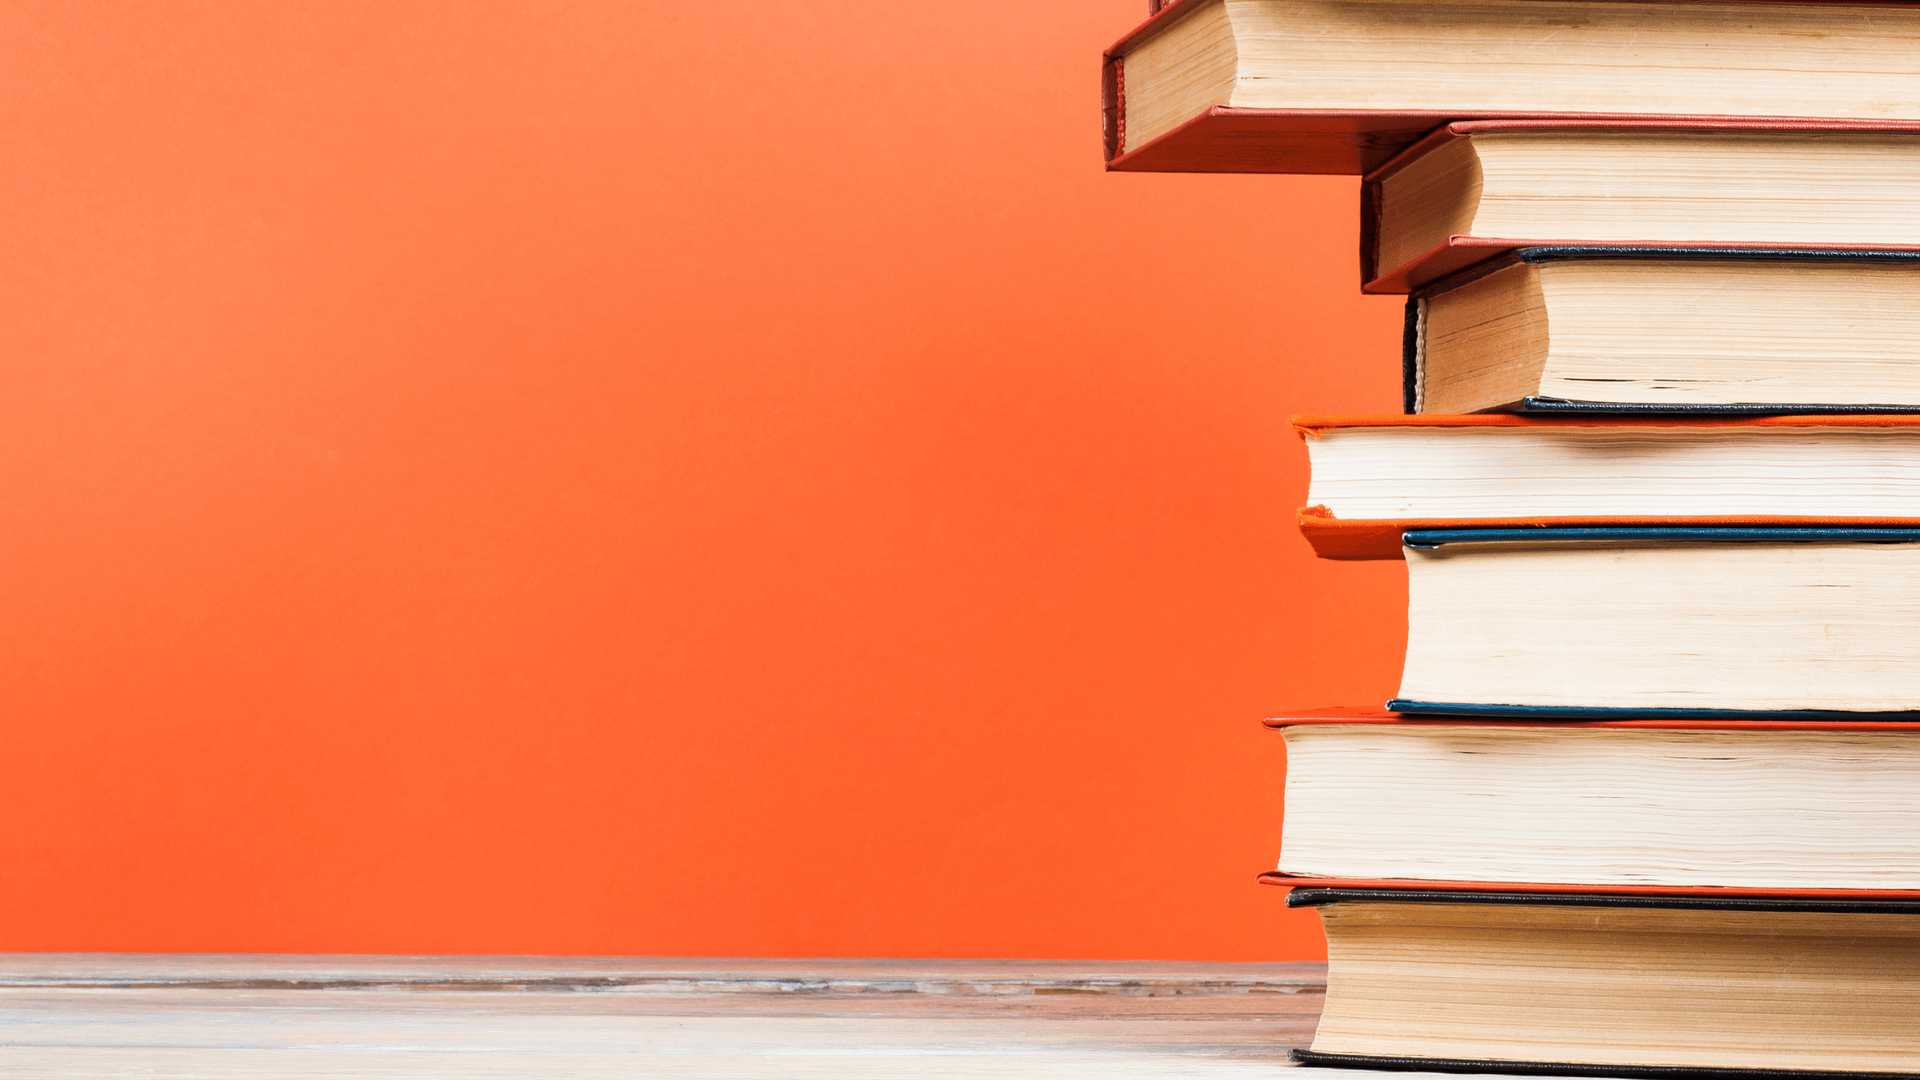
[1283,887,1920,913]
[1386,700,1920,722]
[1289,1050,1920,1080]
[1258,874,1920,902]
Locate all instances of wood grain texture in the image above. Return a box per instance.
[0,957,1328,1078]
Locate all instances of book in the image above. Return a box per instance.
[1103,1,1920,175]
[1289,888,1920,1077]
[1261,711,1920,895]
[1392,527,1920,716]
[1409,249,1920,415]
[1291,415,1920,560]
[1363,122,1920,293]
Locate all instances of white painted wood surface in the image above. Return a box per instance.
[0,956,1330,1078]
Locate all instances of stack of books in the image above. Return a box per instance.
[1104,1,1920,1076]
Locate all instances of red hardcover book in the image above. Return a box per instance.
[1103,0,1920,176]
[1290,414,1920,561]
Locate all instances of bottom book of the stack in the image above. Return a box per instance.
[1290,888,1920,1078]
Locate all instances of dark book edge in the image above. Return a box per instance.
[1284,888,1920,914]
[1265,709,1920,730]
[1369,236,1920,295]
[1362,162,1389,290]
[1517,398,1920,415]
[1101,54,1121,163]
[1289,1050,1920,1080]
[1410,244,1920,302]
[1386,699,1920,722]
[1401,295,1421,414]
[1400,526,1920,547]
[1516,245,1920,265]
[1259,873,1920,900]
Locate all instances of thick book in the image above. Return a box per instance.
[1258,710,1920,896]
[1360,121,1920,293]
[1407,248,1920,415]
[1291,415,1920,560]
[1289,888,1920,1078]
[1102,1,1920,175]
[1392,527,1920,716]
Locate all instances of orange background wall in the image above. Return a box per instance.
[0,1,1406,957]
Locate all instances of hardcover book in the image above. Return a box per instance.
[1406,248,1920,415]
[1361,122,1920,293]
[1104,1,1920,175]
[1393,527,1920,715]
[1292,888,1920,1077]
[1262,712,1920,895]
[1292,415,1920,560]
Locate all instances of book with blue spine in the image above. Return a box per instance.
[1391,526,1920,719]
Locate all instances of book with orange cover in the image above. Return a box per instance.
[1291,414,1920,560]
[1258,709,1920,900]
[1102,0,1920,176]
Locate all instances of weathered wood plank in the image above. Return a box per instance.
[0,955,1326,993]
[0,958,1328,1079]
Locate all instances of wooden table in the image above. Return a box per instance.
[0,956,1330,1077]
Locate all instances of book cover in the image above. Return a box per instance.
[1292,415,1920,560]
[1260,709,1920,899]
[1390,526,1920,715]
[1104,8,1920,177]
[1404,246,1920,414]
[1292,889,1920,1079]
[1358,121,1920,293]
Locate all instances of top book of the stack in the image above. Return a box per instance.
[1104,0,1920,174]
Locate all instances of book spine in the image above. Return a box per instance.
[1387,697,1920,722]
[1401,295,1422,414]
[1291,1049,1920,1080]
[1102,56,1123,163]
[1359,173,1383,289]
